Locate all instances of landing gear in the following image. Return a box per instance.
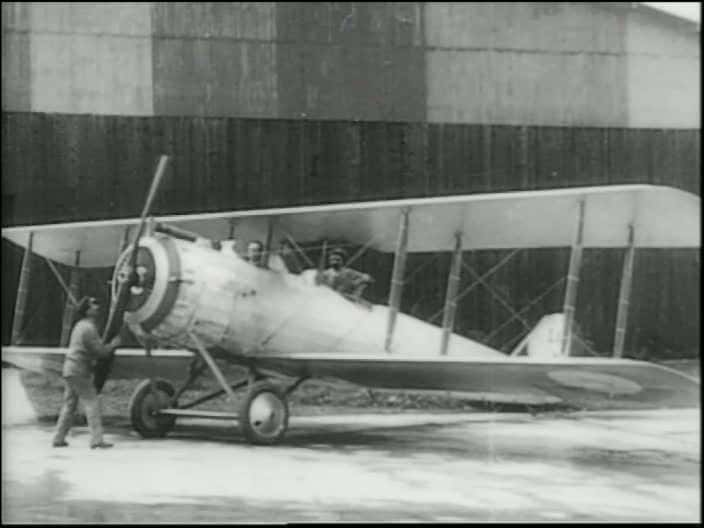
[128,378,177,438]
[126,337,307,445]
[239,381,289,445]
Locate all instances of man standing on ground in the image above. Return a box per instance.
[52,296,121,449]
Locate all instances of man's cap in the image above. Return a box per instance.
[75,296,100,318]
[76,296,91,313]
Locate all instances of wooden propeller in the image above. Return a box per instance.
[95,155,169,392]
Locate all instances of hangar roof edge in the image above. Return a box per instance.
[594,2,700,31]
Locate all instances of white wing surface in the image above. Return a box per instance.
[252,353,700,410]
[3,346,697,410]
[2,185,699,267]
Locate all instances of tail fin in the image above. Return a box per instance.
[511,313,566,359]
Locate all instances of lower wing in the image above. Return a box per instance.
[1,346,194,381]
[3,346,698,410]
[252,353,700,410]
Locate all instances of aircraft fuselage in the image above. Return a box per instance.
[121,235,503,362]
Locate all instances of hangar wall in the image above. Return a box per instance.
[1,2,700,357]
[424,2,700,127]
[2,113,701,226]
[4,2,699,126]
[425,2,629,126]
[151,3,278,117]
[1,2,154,115]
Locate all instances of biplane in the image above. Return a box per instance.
[2,155,700,445]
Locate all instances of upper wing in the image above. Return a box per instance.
[252,353,700,410]
[2,184,700,267]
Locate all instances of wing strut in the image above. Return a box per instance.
[264,216,275,269]
[561,199,586,356]
[440,232,463,355]
[59,251,81,346]
[385,207,410,352]
[11,231,33,345]
[613,224,635,357]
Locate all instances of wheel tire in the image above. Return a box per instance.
[128,378,177,438]
[239,381,289,445]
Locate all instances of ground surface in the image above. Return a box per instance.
[2,410,700,521]
[1,361,700,522]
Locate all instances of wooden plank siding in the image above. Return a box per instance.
[1,112,699,357]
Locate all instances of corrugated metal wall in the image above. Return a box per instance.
[3,2,699,126]
[151,2,278,118]
[1,2,31,112]
[275,2,426,121]
[424,2,699,127]
[2,112,700,356]
[5,3,155,115]
[424,2,631,126]
[625,8,701,128]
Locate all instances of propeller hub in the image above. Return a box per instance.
[111,235,183,339]
[112,243,156,313]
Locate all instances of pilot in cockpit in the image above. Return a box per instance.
[317,247,373,300]
[244,240,265,268]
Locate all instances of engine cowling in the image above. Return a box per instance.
[116,235,251,351]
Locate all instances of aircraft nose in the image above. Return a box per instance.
[111,244,157,314]
[115,235,184,338]
[126,246,156,311]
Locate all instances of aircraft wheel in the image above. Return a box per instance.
[239,381,289,445]
[129,378,177,438]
